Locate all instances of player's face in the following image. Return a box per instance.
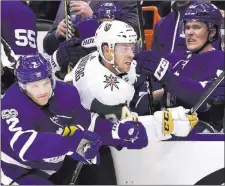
[25,78,52,106]
[185,21,209,52]
[114,43,135,73]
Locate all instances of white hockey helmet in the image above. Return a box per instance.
[95,20,137,65]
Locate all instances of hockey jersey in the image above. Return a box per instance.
[70,52,198,140]
[1,1,37,56]
[151,2,222,58]
[164,50,224,108]
[1,81,119,180]
[164,50,224,131]
[72,51,137,118]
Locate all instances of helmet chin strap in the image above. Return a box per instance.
[112,63,123,75]
[191,32,213,54]
[101,52,123,74]
[192,40,210,54]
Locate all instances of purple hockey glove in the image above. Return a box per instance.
[134,50,172,83]
[67,127,102,165]
[112,120,148,149]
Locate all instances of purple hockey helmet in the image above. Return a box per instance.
[15,53,55,88]
[93,2,123,20]
[183,3,223,42]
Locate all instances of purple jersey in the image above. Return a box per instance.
[1,1,37,55]
[151,2,222,58]
[1,81,119,181]
[164,50,224,108]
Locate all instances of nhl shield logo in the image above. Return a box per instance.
[104,23,112,32]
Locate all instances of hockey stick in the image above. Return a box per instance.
[137,1,154,114]
[69,142,93,185]
[64,0,73,40]
[137,1,146,51]
[69,161,83,185]
[189,71,224,114]
[64,0,73,73]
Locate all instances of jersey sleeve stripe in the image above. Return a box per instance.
[1,151,31,169]
[18,132,38,161]
[1,168,19,185]
[10,130,36,151]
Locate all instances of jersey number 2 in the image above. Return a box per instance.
[15,29,36,48]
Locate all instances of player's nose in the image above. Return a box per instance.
[38,86,48,95]
[186,28,194,35]
[128,49,134,59]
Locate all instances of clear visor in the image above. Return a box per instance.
[115,43,136,53]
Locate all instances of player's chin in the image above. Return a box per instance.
[122,64,131,73]
[37,97,49,106]
[187,44,199,53]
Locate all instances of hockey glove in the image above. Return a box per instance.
[153,106,198,138]
[50,38,93,73]
[134,50,171,83]
[112,120,148,149]
[62,125,102,165]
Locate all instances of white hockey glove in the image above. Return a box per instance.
[50,51,61,73]
[154,106,198,137]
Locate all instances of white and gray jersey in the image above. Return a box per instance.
[71,51,137,117]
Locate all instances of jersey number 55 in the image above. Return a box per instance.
[15,29,36,48]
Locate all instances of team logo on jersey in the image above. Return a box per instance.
[1,109,18,119]
[103,74,119,91]
[104,23,112,31]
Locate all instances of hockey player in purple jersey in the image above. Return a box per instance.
[135,2,224,133]
[1,53,148,185]
[1,1,38,95]
[151,1,222,57]
[1,1,37,56]
[50,2,125,80]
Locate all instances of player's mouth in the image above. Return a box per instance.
[38,94,48,99]
[187,38,196,43]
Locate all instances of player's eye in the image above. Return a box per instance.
[124,47,129,51]
[192,25,201,30]
[31,84,39,88]
[185,25,191,31]
[43,79,51,86]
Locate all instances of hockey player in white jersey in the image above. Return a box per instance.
[65,20,199,141]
